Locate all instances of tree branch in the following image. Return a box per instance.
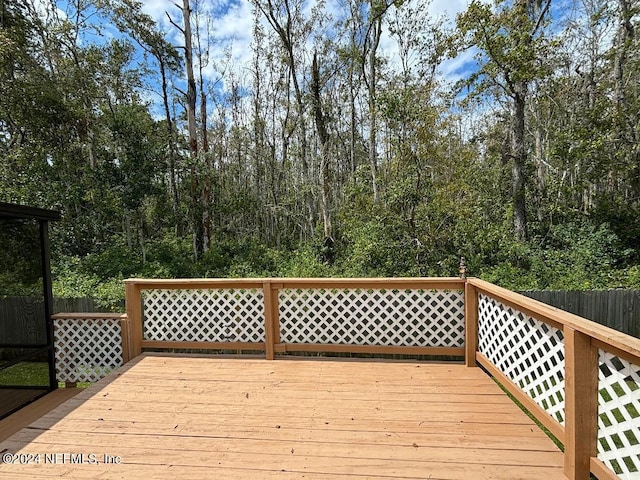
[530,0,552,38]
[166,12,185,35]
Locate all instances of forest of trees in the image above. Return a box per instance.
[1,0,639,306]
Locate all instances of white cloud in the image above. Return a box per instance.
[428,0,469,18]
[136,0,480,99]
[140,0,173,24]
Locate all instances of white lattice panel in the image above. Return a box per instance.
[598,350,640,478]
[477,294,565,424]
[143,289,265,343]
[54,317,123,383]
[278,289,464,347]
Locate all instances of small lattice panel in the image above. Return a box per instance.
[278,288,464,347]
[477,294,566,425]
[142,288,265,343]
[598,350,640,478]
[54,318,123,383]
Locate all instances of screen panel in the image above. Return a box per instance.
[0,216,55,418]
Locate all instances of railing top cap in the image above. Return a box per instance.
[469,278,640,362]
[124,277,465,284]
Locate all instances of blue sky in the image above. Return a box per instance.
[45,0,528,123]
[135,0,477,85]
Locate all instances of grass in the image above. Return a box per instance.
[0,361,50,387]
[0,361,92,388]
[491,377,564,450]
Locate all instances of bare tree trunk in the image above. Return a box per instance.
[534,121,545,222]
[256,0,316,238]
[179,0,203,259]
[366,16,382,204]
[512,87,528,241]
[195,7,212,253]
[613,0,634,112]
[159,57,181,230]
[311,52,333,248]
[138,212,147,265]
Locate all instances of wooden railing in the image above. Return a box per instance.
[467,278,640,480]
[51,276,640,480]
[52,313,130,385]
[124,277,466,359]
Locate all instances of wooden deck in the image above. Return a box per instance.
[0,353,565,479]
[0,388,81,443]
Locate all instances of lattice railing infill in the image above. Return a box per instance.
[54,317,123,383]
[142,288,265,343]
[598,350,640,478]
[278,288,464,347]
[477,294,566,425]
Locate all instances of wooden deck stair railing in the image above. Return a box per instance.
[51,277,640,480]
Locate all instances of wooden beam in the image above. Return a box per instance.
[126,282,143,358]
[564,327,597,480]
[124,277,465,291]
[464,282,478,367]
[52,313,126,320]
[271,285,281,345]
[590,457,619,480]
[263,281,276,360]
[120,316,131,364]
[274,343,465,357]
[123,278,264,289]
[140,341,265,351]
[277,277,465,291]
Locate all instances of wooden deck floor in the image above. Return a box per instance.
[0,353,565,479]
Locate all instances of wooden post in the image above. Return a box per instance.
[263,281,275,360]
[119,315,131,364]
[564,326,598,479]
[272,283,282,347]
[125,282,143,358]
[464,280,478,367]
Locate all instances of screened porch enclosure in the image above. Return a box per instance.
[0,203,59,419]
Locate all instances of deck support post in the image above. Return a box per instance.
[263,281,279,360]
[125,281,143,358]
[119,315,131,364]
[564,326,598,479]
[464,280,478,367]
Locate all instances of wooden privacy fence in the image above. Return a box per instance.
[522,289,640,338]
[50,276,640,480]
[0,297,115,346]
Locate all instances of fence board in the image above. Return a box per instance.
[522,290,640,339]
[0,297,106,345]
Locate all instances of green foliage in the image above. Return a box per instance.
[2,0,640,305]
[0,219,43,296]
[276,245,333,278]
[480,221,637,291]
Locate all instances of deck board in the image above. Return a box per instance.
[0,354,565,479]
[0,388,81,443]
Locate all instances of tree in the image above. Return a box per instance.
[103,0,183,226]
[362,1,398,204]
[168,0,205,259]
[456,0,553,241]
[311,51,333,252]
[253,0,316,238]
